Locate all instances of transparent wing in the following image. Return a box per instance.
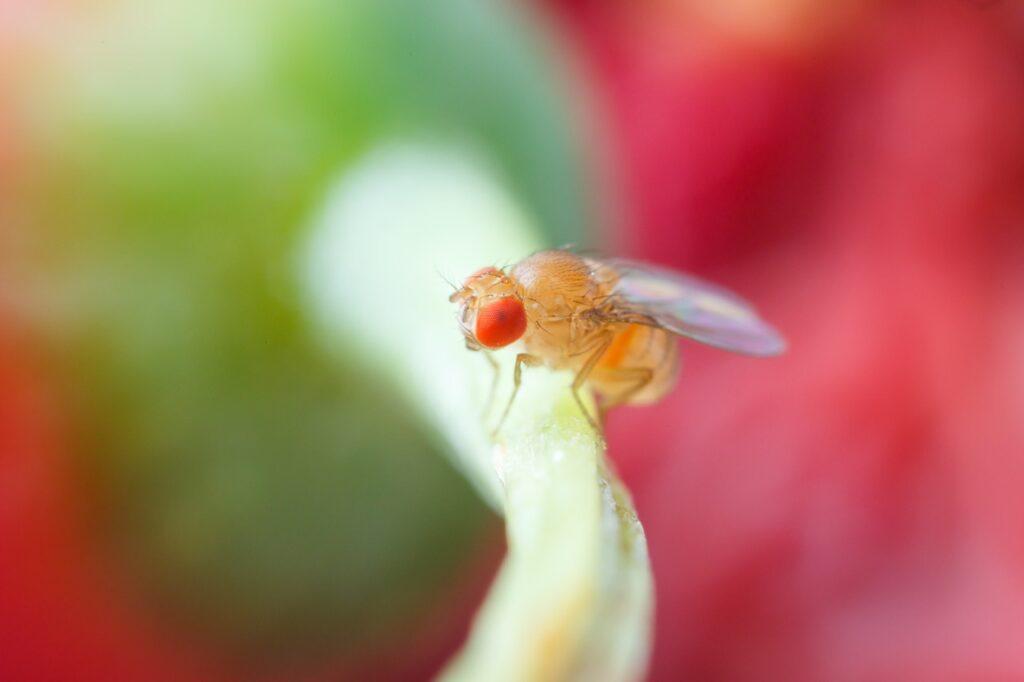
[600,259,786,356]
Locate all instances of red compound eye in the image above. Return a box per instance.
[475,297,527,349]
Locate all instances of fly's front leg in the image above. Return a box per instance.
[570,332,613,433]
[481,351,500,419]
[492,352,541,438]
[466,340,501,419]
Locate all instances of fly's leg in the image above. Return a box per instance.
[481,351,500,419]
[570,332,613,433]
[492,353,541,438]
[466,340,501,419]
[595,367,653,422]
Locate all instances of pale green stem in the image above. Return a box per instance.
[302,143,652,681]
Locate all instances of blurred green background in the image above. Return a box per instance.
[6,0,590,670]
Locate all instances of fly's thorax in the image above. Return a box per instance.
[520,315,574,367]
[509,250,618,367]
[520,300,614,369]
[514,252,616,318]
[511,250,599,308]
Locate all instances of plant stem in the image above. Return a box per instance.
[303,143,652,681]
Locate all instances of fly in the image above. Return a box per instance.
[449,249,785,434]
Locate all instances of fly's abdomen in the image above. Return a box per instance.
[591,324,679,405]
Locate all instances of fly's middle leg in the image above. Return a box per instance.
[570,332,613,433]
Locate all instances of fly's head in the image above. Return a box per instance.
[449,266,527,350]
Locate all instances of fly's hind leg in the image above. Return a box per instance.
[570,332,613,433]
[595,367,654,422]
[492,352,541,439]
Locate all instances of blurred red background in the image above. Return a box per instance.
[544,0,1024,679]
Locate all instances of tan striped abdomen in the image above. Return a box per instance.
[590,324,679,405]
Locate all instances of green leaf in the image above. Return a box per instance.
[303,143,653,681]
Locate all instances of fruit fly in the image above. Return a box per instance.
[449,249,785,434]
